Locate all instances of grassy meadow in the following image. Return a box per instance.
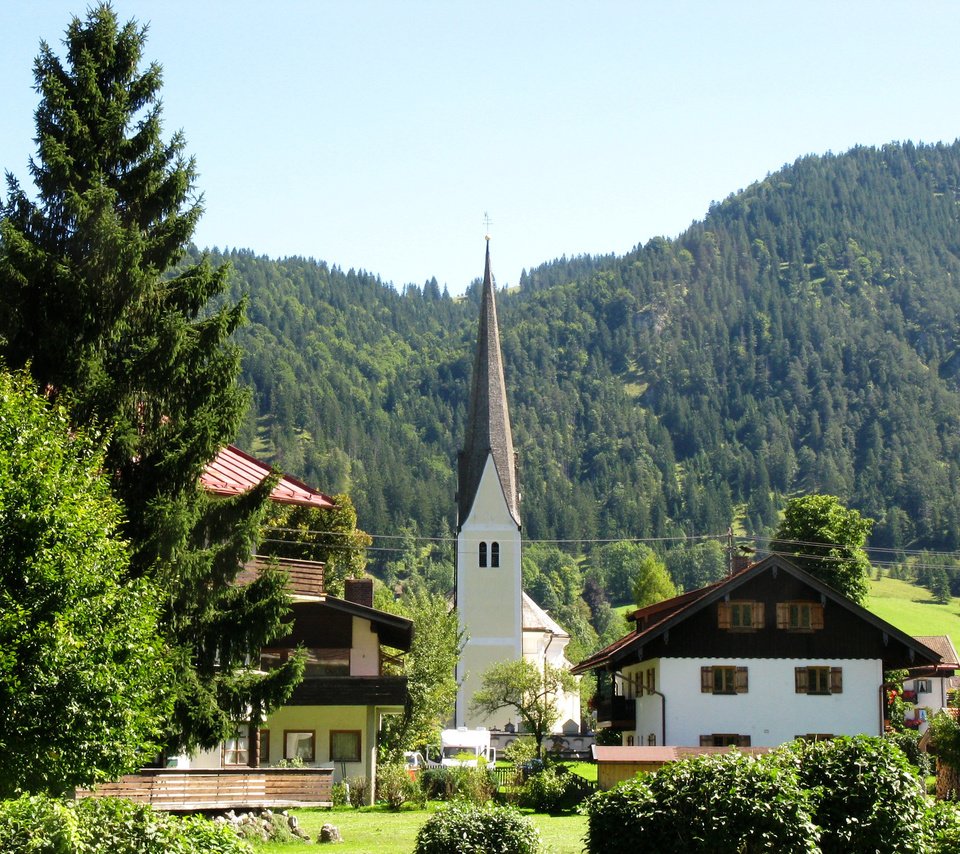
[865,574,960,648]
[252,806,587,854]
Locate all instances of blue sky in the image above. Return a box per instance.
[2,2,959,294]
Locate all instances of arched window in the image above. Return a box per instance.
[491,541,500,567]
[479,541,487,568]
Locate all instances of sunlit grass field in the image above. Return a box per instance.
[865,574,960,648]
[253,806,587,854]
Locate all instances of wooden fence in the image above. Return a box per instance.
[76,767,334,812]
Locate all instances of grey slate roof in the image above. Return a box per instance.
[457,241,520,528]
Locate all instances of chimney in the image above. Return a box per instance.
[344,577,374,608]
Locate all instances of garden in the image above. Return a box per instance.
[9,735,960,853]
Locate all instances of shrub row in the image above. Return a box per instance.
[0,795,250,853]
[414,801,541,854]
[585,736,952,854]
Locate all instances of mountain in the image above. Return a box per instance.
[218,140,960,556]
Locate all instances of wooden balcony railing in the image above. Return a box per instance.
[594,694,636,728]
[76,767,334,812]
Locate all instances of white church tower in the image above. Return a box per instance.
[455,238,523,728]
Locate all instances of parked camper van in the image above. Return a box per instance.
[425,727,496,767]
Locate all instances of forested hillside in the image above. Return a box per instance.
[220,140,960,557]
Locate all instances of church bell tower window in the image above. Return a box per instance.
[491,542,500,567]
[479,541,488,568]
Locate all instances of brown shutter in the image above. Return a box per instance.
[795,667,808,693]
[717,602,731,629]
[776,602,789,629]
[753,602,765,628]
[830,667,843,694]
[701,666,713,693]
[735,667,749,693]
[811,603,825,630]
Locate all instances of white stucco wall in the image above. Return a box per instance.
[627,657,883,747]
[456,456,522,727]
[350,616,380,676]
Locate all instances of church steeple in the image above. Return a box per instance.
[458,240,520,529]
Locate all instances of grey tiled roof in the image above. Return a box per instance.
[457,242,520,528]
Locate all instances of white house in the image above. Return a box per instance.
[573,554,942,748]
[903,634,960,734]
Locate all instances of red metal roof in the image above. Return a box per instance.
[201,445,336,509]
[593,745,772,763]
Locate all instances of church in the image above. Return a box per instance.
[454,239,581,734]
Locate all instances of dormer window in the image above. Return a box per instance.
[479,542,487,568]
[491,542,500,567]
[717,601,763,631]
[777,602,824,632]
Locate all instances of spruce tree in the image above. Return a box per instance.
[0,5,301,752]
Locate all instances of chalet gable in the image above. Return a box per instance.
[573,554,941,674]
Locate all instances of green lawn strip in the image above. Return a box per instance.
[865,576,960,649]
[252,805,587,854]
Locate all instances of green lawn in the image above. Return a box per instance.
[253,806,587,854]
[865,575,960,648]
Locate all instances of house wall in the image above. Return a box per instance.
[457,456,522,728]
[628,657,882,747]
[522,629,582,733]
[350,616,380,676]
[263,705,370,780]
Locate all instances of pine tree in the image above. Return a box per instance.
[0,5,301,752]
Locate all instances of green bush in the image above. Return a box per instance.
[0,795,78,853]
[347,776,368,808]
[419,767,496,803]
[0,795,250,854]
[926,799,960,853]
[330,781,349,806]
[502,737,538,767]
[376,763,421,810]
[518,766,593,814]
[783,735,927,854]
[585,751,818,854]
[414,801,542,854]
[883,730,931,777]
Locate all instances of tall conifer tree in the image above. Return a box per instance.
[0,4,302,752]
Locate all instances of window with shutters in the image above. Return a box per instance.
[795,666,842,695]
[700,665,748,694]
[699,733,751,747]
[717,601,763,631]
[776,601,824,632]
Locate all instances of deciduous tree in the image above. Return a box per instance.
[471,659,576,757]
[0,370,171,796]
[770,494,873,604]
[380,589,464,757]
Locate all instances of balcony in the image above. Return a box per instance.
[594,694,636,729]
[287,675,409,707]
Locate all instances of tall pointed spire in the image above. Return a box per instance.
[458,240,520,528]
